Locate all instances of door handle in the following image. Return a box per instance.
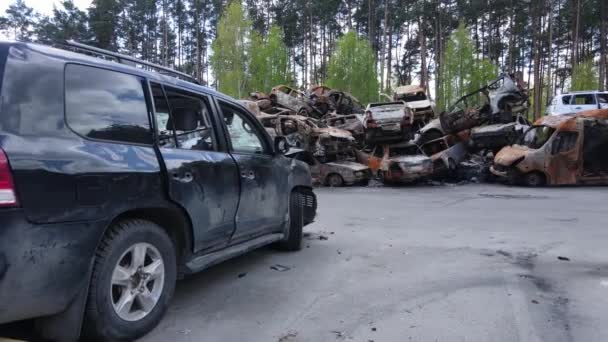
[574,107,582,110]
[172,172,193,183]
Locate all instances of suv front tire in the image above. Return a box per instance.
[83,219,177,341]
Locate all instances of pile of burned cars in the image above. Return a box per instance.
[240,91,373,187]
[242,74,535,187]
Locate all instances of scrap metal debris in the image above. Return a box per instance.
[557,256,571,261]
[270,264,291,272]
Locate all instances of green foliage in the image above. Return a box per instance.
[210,1,251,98]
[325,31,379,105]
[3,0,34,41]
[437,22,498,112]
[570,59,599,92]
[88,0,120,49]
[35,0,89,44]
[249,25,292,92]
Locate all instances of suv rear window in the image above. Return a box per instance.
[65,64,152,144]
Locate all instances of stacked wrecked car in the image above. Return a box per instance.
[242,73,537,186]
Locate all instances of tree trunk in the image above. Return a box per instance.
[546,0,554,99]
[571,0,580,74]
[380,0,388,91]
[532,0,543,120]
[419,17,428,92]
[387,21,393,90]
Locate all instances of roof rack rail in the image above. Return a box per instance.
[62,40,198,84]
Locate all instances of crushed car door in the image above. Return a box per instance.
[546,130,580,185]
[150,83,240,252]
[217,100,287,241]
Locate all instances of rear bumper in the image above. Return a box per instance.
[0,209,105,324]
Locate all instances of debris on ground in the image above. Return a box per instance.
[531,299,540,304]
[278,332,298,342]
[557,256,571,261]
[270,264,291,272]
[237,273,247,278]
[331,330,346,338]
[319,235,329,241]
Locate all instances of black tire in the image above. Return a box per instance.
[523,172,546,187]
[275,192,304,251]
[83,219,177,342]
[327,173,344,187]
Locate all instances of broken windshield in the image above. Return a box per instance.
[521,126,555,149]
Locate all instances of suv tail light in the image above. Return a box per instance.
[365,111,378,128]
[0,149,18,207]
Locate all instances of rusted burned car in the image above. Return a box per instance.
[491,109,608,186]
[366,142,433,184]
[271,85,323,117]
[257,113,356,162]
[248,91,273,111]
[309,86,365,115]
[440,74,529,134]
[327,90,365,115]
[322,114,365,145]
[364,101,414,144]
[469,115,531,152]
[393,85,435,128]
[421,135,468,172]
[416,118,445,144]
[289,150,370,187]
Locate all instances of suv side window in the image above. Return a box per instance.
[150,83,216,151]
[218,101,266,154]
[572,94,596,105]
[65,64,151,144]
[561,95,571,105]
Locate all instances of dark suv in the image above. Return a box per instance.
[0,41,316,341]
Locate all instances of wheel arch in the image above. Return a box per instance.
[103,204,194,264]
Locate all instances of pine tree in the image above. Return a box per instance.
[88,0,121,49]
[570,59,599,91]
[326,31,379,104]
[437,22,498,112]
[3,0,35,41]
[249,25,292,92]
[210,1,251,98]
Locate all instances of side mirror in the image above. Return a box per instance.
[274,136,290,155]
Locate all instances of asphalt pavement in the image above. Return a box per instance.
[143,184,608,342]
[2,184,607,342]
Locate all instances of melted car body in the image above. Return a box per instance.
[491,109,608,186]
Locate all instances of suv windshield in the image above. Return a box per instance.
[521,126,555,149]
[397,92,427,102]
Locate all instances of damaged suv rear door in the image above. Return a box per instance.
[150,83,240,252]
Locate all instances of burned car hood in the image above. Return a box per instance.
[494,145,529,166]
[317,127,355,140]
[406,99,432,109]
[325,160,369,172]
[390,155,430,165]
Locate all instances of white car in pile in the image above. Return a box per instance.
[546,91,608,115]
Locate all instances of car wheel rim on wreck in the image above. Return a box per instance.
[111,242,165,322]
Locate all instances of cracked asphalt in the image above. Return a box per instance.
[144,184,608,342]
[3,184,608,341]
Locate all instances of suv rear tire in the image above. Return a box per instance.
[274,192,304,251]
[83,219,177,341]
